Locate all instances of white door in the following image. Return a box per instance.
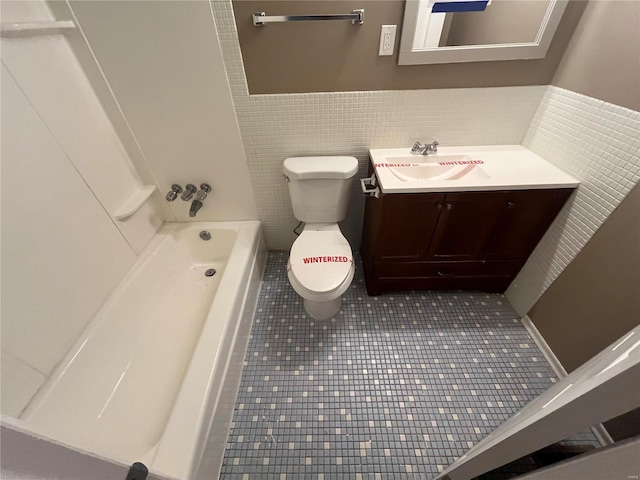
[434,325,640,480]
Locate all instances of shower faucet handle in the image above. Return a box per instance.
[181,184,197,201]
[165,184,183,202]
[196,183,212,201]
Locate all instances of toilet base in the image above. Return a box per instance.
[304,296,342,320]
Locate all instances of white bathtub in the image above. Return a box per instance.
[17,221,264,479]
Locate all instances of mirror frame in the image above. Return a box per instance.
[398,0,568,65]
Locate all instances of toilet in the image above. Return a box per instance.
[283,156,359,320]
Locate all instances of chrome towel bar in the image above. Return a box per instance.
[252,9,364,26]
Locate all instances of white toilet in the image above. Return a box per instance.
[283,156,359,320]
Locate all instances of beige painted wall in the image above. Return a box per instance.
[505,4,639,430]
[552,0,640,111]
[233,0,585,94]
[527,1,640,441]
[527,183,640,438]
[528,183,639,372]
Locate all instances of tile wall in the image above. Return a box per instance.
[506,86,640,314]
[210,1,640,314]
[210,0,545,250]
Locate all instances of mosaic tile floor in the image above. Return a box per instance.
[220,252,597,479]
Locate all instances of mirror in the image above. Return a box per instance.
[398,0,568,65]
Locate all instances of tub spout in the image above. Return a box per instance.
[187,183,211,217]
[189,199,203,217]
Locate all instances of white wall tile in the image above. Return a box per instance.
[211,0,640,314]
[506,86,640,314]
[210,0,545,250]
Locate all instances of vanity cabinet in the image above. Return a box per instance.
[360,188,573,295]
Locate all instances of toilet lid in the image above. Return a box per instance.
[289,230,353,293]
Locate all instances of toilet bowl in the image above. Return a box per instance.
[283,156,359,320]
[287,224,355,320]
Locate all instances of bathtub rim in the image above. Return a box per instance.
[150,220,263,479]
[189,225,267,480]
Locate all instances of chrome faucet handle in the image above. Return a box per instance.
[181,184,197,201]
[165,184,183,202]
[196,183,211,201]
[411,141,425,154]
[427,141,439,154]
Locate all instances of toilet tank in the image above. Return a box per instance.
[284,156,359,223]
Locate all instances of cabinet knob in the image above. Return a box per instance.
[507,201,516,209]
[445,203,452,210]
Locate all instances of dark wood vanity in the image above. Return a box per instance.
[360,186,573,295]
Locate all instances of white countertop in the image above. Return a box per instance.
[370,145,580,194]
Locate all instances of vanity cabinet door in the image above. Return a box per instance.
[425,191,506,261]
[375,193,445,261]
[360,187,574,296]
[482,189,573,261]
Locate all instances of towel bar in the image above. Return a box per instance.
[252,9,364,26]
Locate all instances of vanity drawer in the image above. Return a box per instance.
[364,260,523,295]
[375,260,522,279]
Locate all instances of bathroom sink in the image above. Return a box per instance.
[368,146,581,194]
[383,154,490,182]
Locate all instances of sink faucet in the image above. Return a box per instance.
[411,141,439,155]
[189,183,211,217]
